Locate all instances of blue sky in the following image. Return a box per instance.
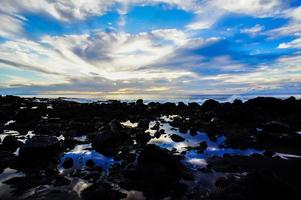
[0,0,301,97]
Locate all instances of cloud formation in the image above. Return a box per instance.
[0,0,301,96]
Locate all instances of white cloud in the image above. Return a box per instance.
[0,0,197,22]
[241,24,264,36]
[285,5,301,22]
[0,0,115,21]
[278,37,301,49]
[0,14,24,38]
[186,20,215,30]
[1,0,300,95]
[0,0,287,30]
[267,6,301,37]
[141,37,221,70]
[186,0,283,31]
[0,29,196,86]
[198,53,301,88]
[268,23,301,37]
[208,56,245,71]
[211,0,283,17]
[151,29,187,45]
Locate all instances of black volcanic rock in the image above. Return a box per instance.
[197,141,208,153]
[154,131,161,138]
[135,131,151,145]
[151,121,160,130]
[86,159,95,168]
[210,170,299,200]
[137,119,150,130]
[2,135,21,151]
[81,183,126,200]
[121,145,187,198]
[92,122,133,156]
[19,135,61,160]
[170,134,185,142]
[109,119,123,133]
[0,151,17,170]
[62,157,74,169]
[136,99,144,106]
[262,121,290,133]
[202,99,220,111]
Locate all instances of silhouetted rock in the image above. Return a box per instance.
[92,127,132,156]
[2,135,21,151]
[136,99,144,106]
[197,141,208,153]
[19,135,61,160]
[62,157,73,169]
[136,131,151,145]
[170,134,185,142]
[121,145,187,198]
[86,159,95,168]
[0,151,17,170]
[202,99,220,111]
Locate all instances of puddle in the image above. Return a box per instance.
[0,130,35,144]
[148,120,262,154]
[160,115,180,122]
[73,135,88,142]
[181,169,227,193]
[122,190,146,200]
[41,114,48,119]
[121,120,138,128]
[256,128,263,133]
[17,131,35,143]
[13,148,20,156]
[58,143,117,174]
[19,177,90,199]
[147,116,264,170]
[72,178,91,197]
[273,152,301,160]
[4,120,15,126]
[47,105,53,109]
[57,135,65,141]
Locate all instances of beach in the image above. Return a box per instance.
[1,95,301,199]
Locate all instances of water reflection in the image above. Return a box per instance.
[121,120,138,128]
[147,116,264,169]
[58,143,116,173]
[0,131,35,144]
[273,152,301,159]
[4,120,15,126]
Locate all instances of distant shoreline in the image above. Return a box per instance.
[2,93,301,104]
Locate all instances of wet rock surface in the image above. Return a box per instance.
[19,135,61,160]
[0,95,301,199]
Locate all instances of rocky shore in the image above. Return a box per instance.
[1,95,301,199]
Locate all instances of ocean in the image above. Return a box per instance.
[16,93,301,104]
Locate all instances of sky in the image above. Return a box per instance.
[0,0,301,98]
